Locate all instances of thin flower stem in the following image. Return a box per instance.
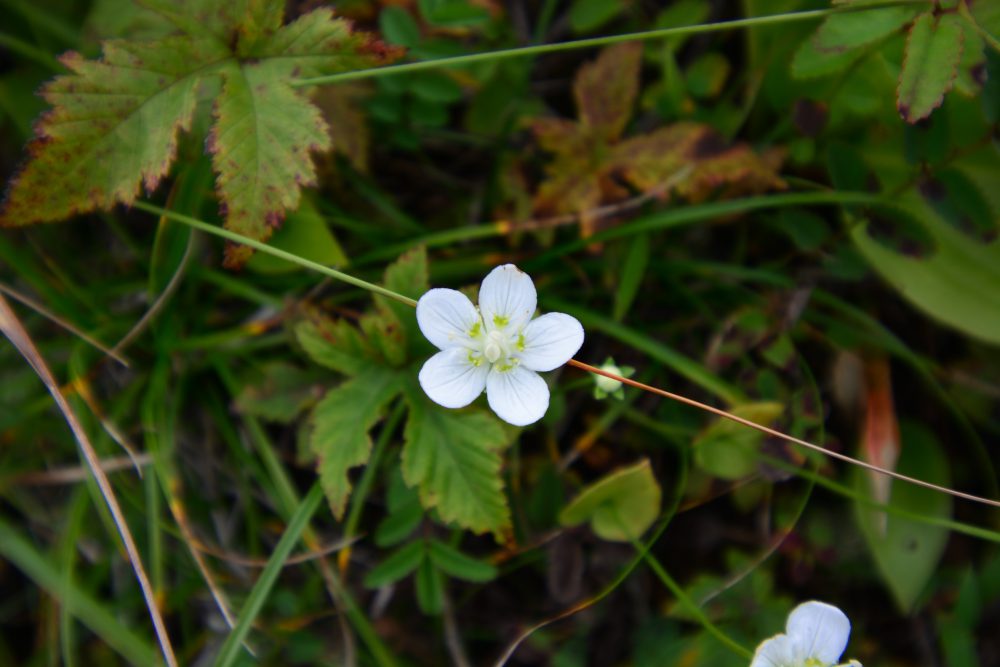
[293,1,930,87]
[133,202,417,307]
[612,511,754,660]
[569,359,1000,509]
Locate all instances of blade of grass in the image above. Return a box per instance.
[294,3,931,86]
[212,482,324,667]
[0,516,158,666]
[0,294,178,667]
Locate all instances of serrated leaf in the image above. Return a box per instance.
[610,123,786,203]
[295,313,379,376]
[402,384,511,536]
[574,41,642,141]
[234,361,323,423]
[1,2,400,268]
[694,402,784,480]
[855,422,951,612]
[851,194,1000,346]
[427,539,497,582]
[558,459,661,542]
[363,541,425,588]
[897,12,965,123]
[0,36,224,227]
[311,369,402,518]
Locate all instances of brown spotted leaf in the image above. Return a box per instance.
[0,0,401,268]
[0,36,227,226]
[527,45,783,237]
[611,123,786,203]
[574,41,643,141]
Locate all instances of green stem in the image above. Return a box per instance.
[614,511,754,660]
[213,482,325,667]
[293,2,930,87]
[133,201,417,307]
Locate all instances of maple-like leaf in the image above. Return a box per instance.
[0,0,401,267]
[528,43,785,236]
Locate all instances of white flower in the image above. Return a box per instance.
[416,264,584,426]
[751,601,861,667]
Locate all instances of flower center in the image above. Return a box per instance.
[484,330,509,364]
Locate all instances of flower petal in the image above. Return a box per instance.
[750,634,801,667]
[419,348,489,409]
[486,366,549,426]
[786,601,851,664]
[417,288,481,350]
[479,264,537,333]
[517,312,584,372]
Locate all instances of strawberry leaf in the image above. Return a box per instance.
[402,382,511,537]
[311,370,403,518]
[0,36,225,226]
[0,0,401,268]
[897,11,964,124]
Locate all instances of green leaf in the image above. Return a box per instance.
[375,500,424,547]
[418,0,490,28]
[569,0,624,34]
[897,12,965,123]
[791,34,866,80]
[246,199,348,273]
[0,2,400,269]
[427,539,498,582]
[234,361,322,423]
[410,73,465,103]
[376,467,425,546]
[851,194,1000,346]
[402,384,511,536]
[379,6,422,48]
[812,6,917,54]
[311,369,402,518]
[0,35,225,227]
[855,422,952,612]
[693,402,784,480]
[363,541,426,588]
[415,557,444,614]
[613,234,650,321]
[295,313,379,376]
[558,459,661,542]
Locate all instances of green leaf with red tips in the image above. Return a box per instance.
[0,36,225,227]
[0,0,402,268]
[897,11,964,124]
